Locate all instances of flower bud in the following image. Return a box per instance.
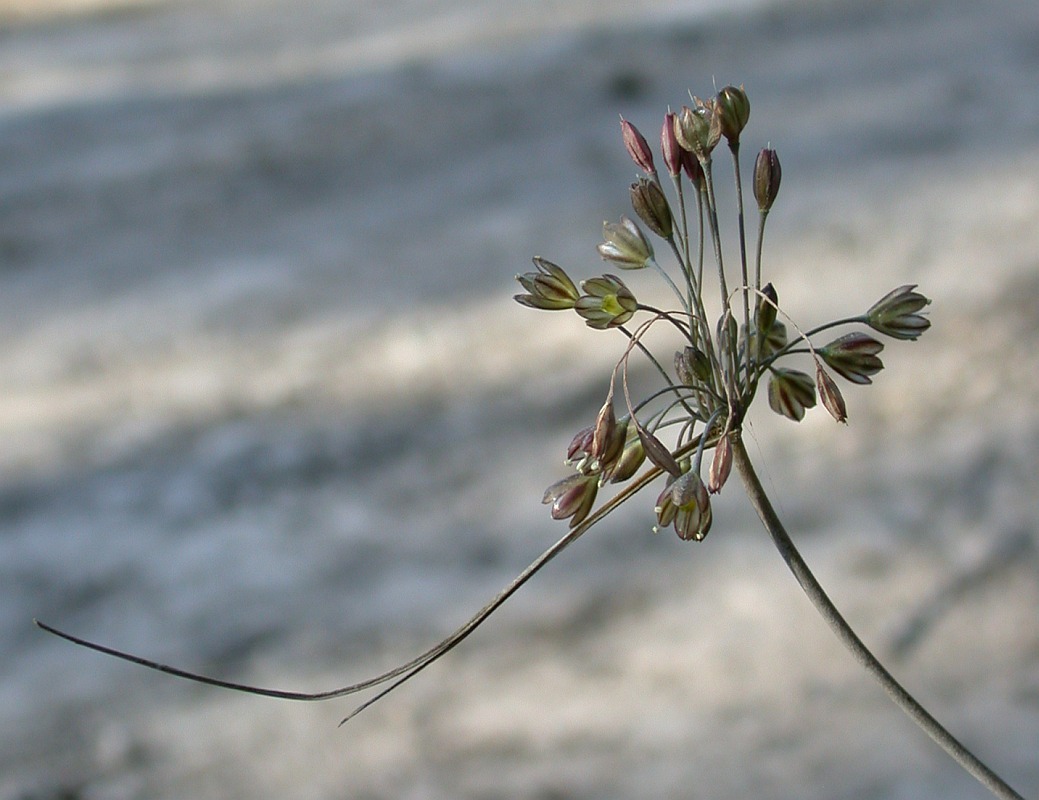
[597,216,654,269]
[661,111,683,177]
[674,101,721,163]
[620,117,655,174]
[767,368,817,422]
[753,147,781,212]
[514,257,580,310]
[542,473,598,528]
[605,421,645,483]
[819,332,884,384]
[674,346,712,386]
[816,364,848,424]
[637,425,682,478]
[715,85,750,145]
[656,471,712,541]
[591,399,617,462]
[575,274,638,329]
[708,435,732,493]
[756,282,778,336]
[866,285,931,340]
[682,149,704,189]
[629,178,673,239]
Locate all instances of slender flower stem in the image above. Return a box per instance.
[729,143,752,390]
[731,436,1025,800]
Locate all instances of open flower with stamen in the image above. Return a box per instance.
[574,274,637,329]
[542,472,598,528]
[656,470,712,541]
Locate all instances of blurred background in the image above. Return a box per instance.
[2,0,1038,798]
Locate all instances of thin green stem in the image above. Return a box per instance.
[729,142,752,391]
[731,436,1026,800]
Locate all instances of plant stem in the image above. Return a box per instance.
[730,435,1025,800]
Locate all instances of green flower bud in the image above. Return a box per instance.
[756,282,778,337]
[715,85,750,145]
[866,285,931,340]
[629,178,673,239]
[575,274,638,329]
[675,346,713,386]
[767,368,817,422]
[597,216,654,269]
[514,257,580,310]
[674,100,721,163]
[819,332,885,385]
[753,147,781,212]
[605,420,645,484]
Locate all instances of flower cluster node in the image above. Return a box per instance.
[516,84,930,540]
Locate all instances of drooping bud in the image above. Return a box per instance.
[866,285,931,341]
[708,435,733,493]
[575,274,638,329]
[661,111,683,177]
[629,178,673,238]
[514,257,580,310]
[656,470,712,541]
[636,425,682,478]
[816,364,848,424]
[543,473,598,528]
[597,216,654,269]
[767,368,817,422]
[591,399,617,462]
[620,117,655,174]
[605,420,645,483]
[715,85,750,145]
[753,147,782,212]
[819,332,885,384]
[674,100,721,163]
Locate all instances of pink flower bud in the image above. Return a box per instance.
[620,117,655,174]
[816,364,848,424]
[753,148,782,212]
